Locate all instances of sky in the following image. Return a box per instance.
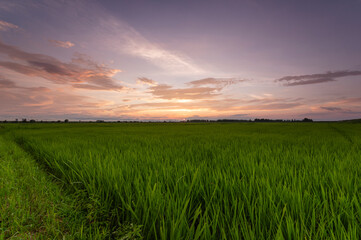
[0,0,361,121]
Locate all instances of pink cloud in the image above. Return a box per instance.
[0,83,113,118]
[137,77,157,86]
[0,20,19,31]
[48,39,75,48]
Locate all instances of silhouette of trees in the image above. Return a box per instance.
[302,118,313,122]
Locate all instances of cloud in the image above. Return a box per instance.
[71,84,117,90]
[320,106,343,112]
[0,20,19,31]
[148,84,221,100]
[49,39,75,48]
[276,70,361,86]
[120,27,203,74]
[0,75,50,93]
[141,76,245,100]
[334,97,361,104]
[236,103,302,110]
[0,2,23,12]
[228,113,249,118]
[0,81,115,119]
[188,77,245,87]
[127,91,303,114]
[320,106,361,115]
[185,113,249,120]
[2,0,204,75]
[0,75,17,88]
[0,40,123,90]
[128,98,240,111]
[97,15,204,75]
[0,79,17,88]
[137,77,157,86]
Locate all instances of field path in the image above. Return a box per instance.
[0,133,101,239]
[0,135,70,239]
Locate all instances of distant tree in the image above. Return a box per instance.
[29,119,36,123]
[302,118,313,122]
[22,118,27,123]
[64,119,69,123]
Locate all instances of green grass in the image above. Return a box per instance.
[1,122,361,239]
[0,128,142,239]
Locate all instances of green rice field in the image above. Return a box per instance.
[1,122,361,239]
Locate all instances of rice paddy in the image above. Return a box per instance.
[1,122,361,239]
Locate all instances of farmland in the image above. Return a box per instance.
[1,122,361,239]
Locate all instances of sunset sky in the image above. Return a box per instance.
[1,0,361,121]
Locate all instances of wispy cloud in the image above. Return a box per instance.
[0,40,123,91]
[3,0,204,76]
[276,70,361,86]
[148,84,220,100]
[188,77,245,87]
[320,106,361,115]
[0,75,48,92]
[0,85,110,116]
[129,80,303,115]
[236,103,302,110]
[186,113,249,121]
[0,80,17,88]
[0,75,116,119]
[0,20,19,31]
[116,95,305,122]
[320,106,343,112]
[49,39,75,48]
[0,75,17,88]
[141,77,244,100]
[98,16,204,75]
[0,2,21,12]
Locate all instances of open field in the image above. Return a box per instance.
[1,122,361,239]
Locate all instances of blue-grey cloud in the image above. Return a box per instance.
[276,70,361,86]
[321,106,361,115]
[321,106,343,112]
